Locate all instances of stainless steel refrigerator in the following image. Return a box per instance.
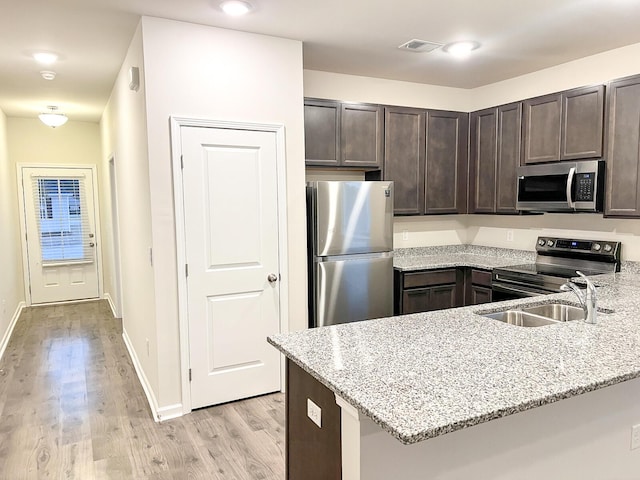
[307,181,394,328]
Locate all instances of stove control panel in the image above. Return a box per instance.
[536,236,621,264]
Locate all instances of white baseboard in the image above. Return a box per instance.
[121,328,183,422]
[0,301,26,362]
[157,404,184,421]
[104,293,118,318]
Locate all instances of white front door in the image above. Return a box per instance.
[21,166,100,304]
[181,126,282,409]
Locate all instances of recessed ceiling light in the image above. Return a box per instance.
[33,52,59,65]
[220,0,252,16]
[40,71,56,81]
[442,41,480,59]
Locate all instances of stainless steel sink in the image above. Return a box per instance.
[519,303,585,322]
[483,310,561,327]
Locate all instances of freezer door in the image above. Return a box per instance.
[313,255,393,327]
[314,181,393,256]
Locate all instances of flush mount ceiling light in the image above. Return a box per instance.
[40,70,56,80]
[442,41,481,59]
[220,0,252,16]
[39,106,68,128]
[33,52,59,65]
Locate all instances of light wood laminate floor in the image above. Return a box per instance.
[0,300,285,479]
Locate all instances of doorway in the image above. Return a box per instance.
[171,118,289,411]
[18,165,102,305]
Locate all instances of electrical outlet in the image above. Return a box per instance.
[506,230,514,242]
[632,424,640,450]
[402,230,409,241]
[307,398,322,428]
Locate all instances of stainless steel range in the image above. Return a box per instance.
[492,237,621,301]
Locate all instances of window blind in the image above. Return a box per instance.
[32,175,94,264]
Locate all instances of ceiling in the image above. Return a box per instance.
[3,0,640,122]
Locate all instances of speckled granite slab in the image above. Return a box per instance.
[269,274,640,445]
[393,245,535,271]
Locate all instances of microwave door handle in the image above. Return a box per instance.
[566,167,576,209]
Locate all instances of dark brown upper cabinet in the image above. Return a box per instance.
[469,102,521,214]
[304,99,383,169]
[340,103,384,169]
[604,74,640,217]
[304,99,340,167]
[522,85,604,165]
[469,108,497,213]
[562,85,605,160]
[425,110,469,214]
[383,107,425,215]
[496,102,522,213]
[522,93,562,164]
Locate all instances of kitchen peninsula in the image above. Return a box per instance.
[269,249,640,480]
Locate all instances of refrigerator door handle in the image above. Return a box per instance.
[316,251,393,263]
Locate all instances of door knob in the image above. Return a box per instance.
[267,273,278,283]
[89,242,95,248]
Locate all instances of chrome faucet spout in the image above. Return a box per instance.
[560,271,597,324]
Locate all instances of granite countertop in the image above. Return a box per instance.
[392,245,535,271]
[268,255,640,445]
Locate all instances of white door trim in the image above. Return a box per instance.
[16,163,104,306]
[170,116,290,414]
[108,155,125,318]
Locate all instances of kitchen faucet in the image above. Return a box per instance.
[560,271,597,324]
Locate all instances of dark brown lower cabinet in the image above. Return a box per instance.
[402,284,459,314]
[465,268,492,305]
[394,268,464,314]
[395,267,493,315]
[287,360,341,480]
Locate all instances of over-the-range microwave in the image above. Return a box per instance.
[516,160,605,213]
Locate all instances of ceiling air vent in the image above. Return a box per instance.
[398,39,443,53]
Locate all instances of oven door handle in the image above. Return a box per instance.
[492,284,543,298]
[566,166,576,209]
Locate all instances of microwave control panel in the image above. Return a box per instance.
[575,173,595,201]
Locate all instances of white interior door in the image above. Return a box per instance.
[21,167,100,304]
[181,126,282,409]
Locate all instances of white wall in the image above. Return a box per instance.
[467,214,640,261]
[139,17,306,409]
[470,42,640,111]
[100,22,160,405]
[394,216,469,248]
[7,117,102,168]
[0,108,25,355]
[304,70,471,111]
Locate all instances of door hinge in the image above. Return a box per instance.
[180,155,184,170]
[188,368,192,381]
[185,264,189,277]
